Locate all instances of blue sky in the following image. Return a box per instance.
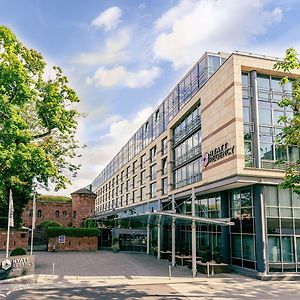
[1,0,300,196]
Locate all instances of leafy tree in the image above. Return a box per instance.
[0,26,81,227]
[274,48,300,194]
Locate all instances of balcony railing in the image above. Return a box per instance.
[174,145,202,168]
[173,115,201,146]
[174,173,202,189]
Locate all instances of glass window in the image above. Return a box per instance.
[242,73,249,87]
[271,77,282,91]
[257,75,270,89]
[232,235,242,258]
[282,236,294,263]
[150,164,156,181]
[265,186,278,206]
[243,235,255,260]
[260,143,274,160]
[279,189,291,207]
[259,108,272,125]
[268,236,281,262]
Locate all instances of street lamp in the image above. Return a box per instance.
[30,181,37,256]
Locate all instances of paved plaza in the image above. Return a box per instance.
[1,251,300,299]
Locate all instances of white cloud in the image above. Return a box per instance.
[87,65,161,88]
[153,0,283,69]
[74,28,131,66]
[91,6,122,31]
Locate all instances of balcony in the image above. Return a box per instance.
[174,173,202,189]
[174,145,202,169]
[173,115,201,146]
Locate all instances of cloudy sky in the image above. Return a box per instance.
[1,0,300,196]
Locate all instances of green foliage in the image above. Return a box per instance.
[38,195,72,202]
[46,227,101,238]
[200,246,211,263]
[38,220,63,229]
[274,48,300,194]
[0,26,82,228]
[10,247,27,256]
[82,219,98,228]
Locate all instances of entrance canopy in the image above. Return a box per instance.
[113,211,234,227]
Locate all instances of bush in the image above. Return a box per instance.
[10,247,27,256]
[46,227,101,238]
[39,220,63,229]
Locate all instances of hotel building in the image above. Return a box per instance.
[91,51,300,278]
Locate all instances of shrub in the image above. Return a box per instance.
[46,227,101,238]
[39,220,63,229]
[10,247,27,256]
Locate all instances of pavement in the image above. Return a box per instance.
[0,251,300,299]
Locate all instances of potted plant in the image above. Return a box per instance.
[112,237,119,253]
[213,246,222,264]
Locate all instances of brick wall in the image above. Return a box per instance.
[0,230,28,251]
[48,236,98,251]
[22,200,72,228]
[71,194,96,227]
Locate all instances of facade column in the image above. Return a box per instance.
[191,188,197,278]
[147,223,150,255]
[220,191,230,263]
[254,184,267,274]
[172,218,176,266]
[157,217,161,260]
[172,194,175,211]
[250,70,261,168]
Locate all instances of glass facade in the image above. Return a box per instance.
[242,72,299,169]
[265,186,300,273]
[230,188,256,270]
[92,53,226,191]
[173,105,202,189]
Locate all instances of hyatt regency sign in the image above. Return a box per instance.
[0,255,35,280]
[201,143,235,168]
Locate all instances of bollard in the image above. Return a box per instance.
[52,263,55,277]
[168,265,172,279]
[207,262,209,278]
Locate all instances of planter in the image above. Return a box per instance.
[196,261,231,274]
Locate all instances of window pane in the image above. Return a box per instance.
[257,75,270,89]
[243,235,255,260]
[268,236,281,262]
[232,235,242,258]
[282,236,294,263]
[279,189,291,207]
[265,186,278,206]
[260,143,274,160]
[259,108,272,125]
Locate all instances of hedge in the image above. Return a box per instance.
[38,195,72,202]
[46,227,101,238]
[39,220,63,229]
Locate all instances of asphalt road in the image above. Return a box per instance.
[6,284,187,300]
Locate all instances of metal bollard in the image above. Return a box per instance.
[168,265,172,279]
[52,263,55,277]
[207,262,209,278]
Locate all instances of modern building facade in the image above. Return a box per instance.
[91,51,300,278]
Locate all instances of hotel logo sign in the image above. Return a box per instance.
[201,143,235,168]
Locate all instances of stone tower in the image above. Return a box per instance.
[71,188,97,227]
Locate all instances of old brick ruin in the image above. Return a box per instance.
[22,188,97,228]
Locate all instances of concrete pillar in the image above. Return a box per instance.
[250,70,261,168]
[172,218,176,266]
[191,188,197,278]
[220,191,230,263]
[157,218,161,260]
[254,185,267,274]
[172,194,175,211]
[147,223,150,255]
[192,220,197,278]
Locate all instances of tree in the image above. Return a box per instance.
[0,26,81,227]
[274,48,300,194]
